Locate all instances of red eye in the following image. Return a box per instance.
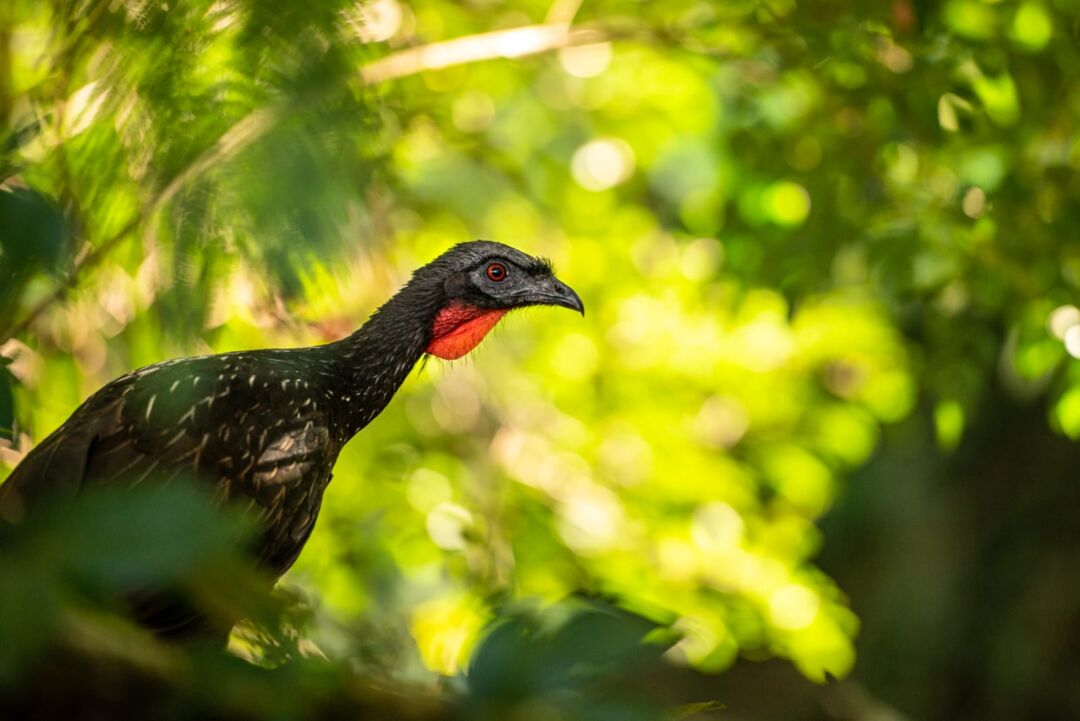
[486,263,507,282]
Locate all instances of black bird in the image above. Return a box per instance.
[0,240,583,636]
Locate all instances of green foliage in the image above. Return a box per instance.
[0,488,675,719]
[2,0,1080,717]
[461,599,676,721]
[0,485,253,682]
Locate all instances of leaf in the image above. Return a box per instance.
[17,483,256,590]
[464,598,677,720]
[0,187,72,324]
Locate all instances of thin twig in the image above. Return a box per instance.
[360,23,605,84]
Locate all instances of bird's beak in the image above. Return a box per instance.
[522,277,585,316]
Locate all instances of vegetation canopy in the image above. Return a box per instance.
[1,0,1078,718]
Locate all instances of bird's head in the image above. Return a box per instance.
[413,240,584,360]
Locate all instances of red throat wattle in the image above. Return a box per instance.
[427,302,509,360]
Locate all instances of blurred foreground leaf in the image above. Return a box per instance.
[0,186,71,325]
[0,483,265,684]
[461,598,679,721]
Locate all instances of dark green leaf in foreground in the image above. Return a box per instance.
[462,599,678,721]
[0,186,71,323]
[0,484,262,685]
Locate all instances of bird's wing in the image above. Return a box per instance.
[1,353,332,519]
[85,355,338,501]
[253,421,334,573]
[0,381,126,520]
[0,353,338,638]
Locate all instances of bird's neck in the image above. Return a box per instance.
[322,285,440,440]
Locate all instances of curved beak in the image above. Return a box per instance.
[522,276,585,316]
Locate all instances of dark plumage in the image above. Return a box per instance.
[0,240,583,637]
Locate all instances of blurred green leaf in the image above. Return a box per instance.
[463,599,676,721]
[0,186,70,322]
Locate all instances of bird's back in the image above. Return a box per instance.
[0,349,344,634]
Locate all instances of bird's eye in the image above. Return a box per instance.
[486,263,507,282]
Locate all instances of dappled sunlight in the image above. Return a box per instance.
[4,0,1080,716]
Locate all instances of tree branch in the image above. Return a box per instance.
[360,24,605,84]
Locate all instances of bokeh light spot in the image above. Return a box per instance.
[934,400,965,451]
[943,0,998,40]
[558,42,612,78]
[426,502,473,551]
[571,138,635,191]
[1055,386,1080,439]
[679,238,724,281]
[764,181,811,227]
[1011,3,1052,51]
[556,486,623,554]
[961,187,987,218]
[1047,305,1080,339]
[349,0,403,42]
[692,502,745,551]
[1064,325,1080,359]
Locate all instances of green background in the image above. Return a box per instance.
[2,0,1079,718]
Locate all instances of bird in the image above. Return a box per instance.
[0,240,583,638]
